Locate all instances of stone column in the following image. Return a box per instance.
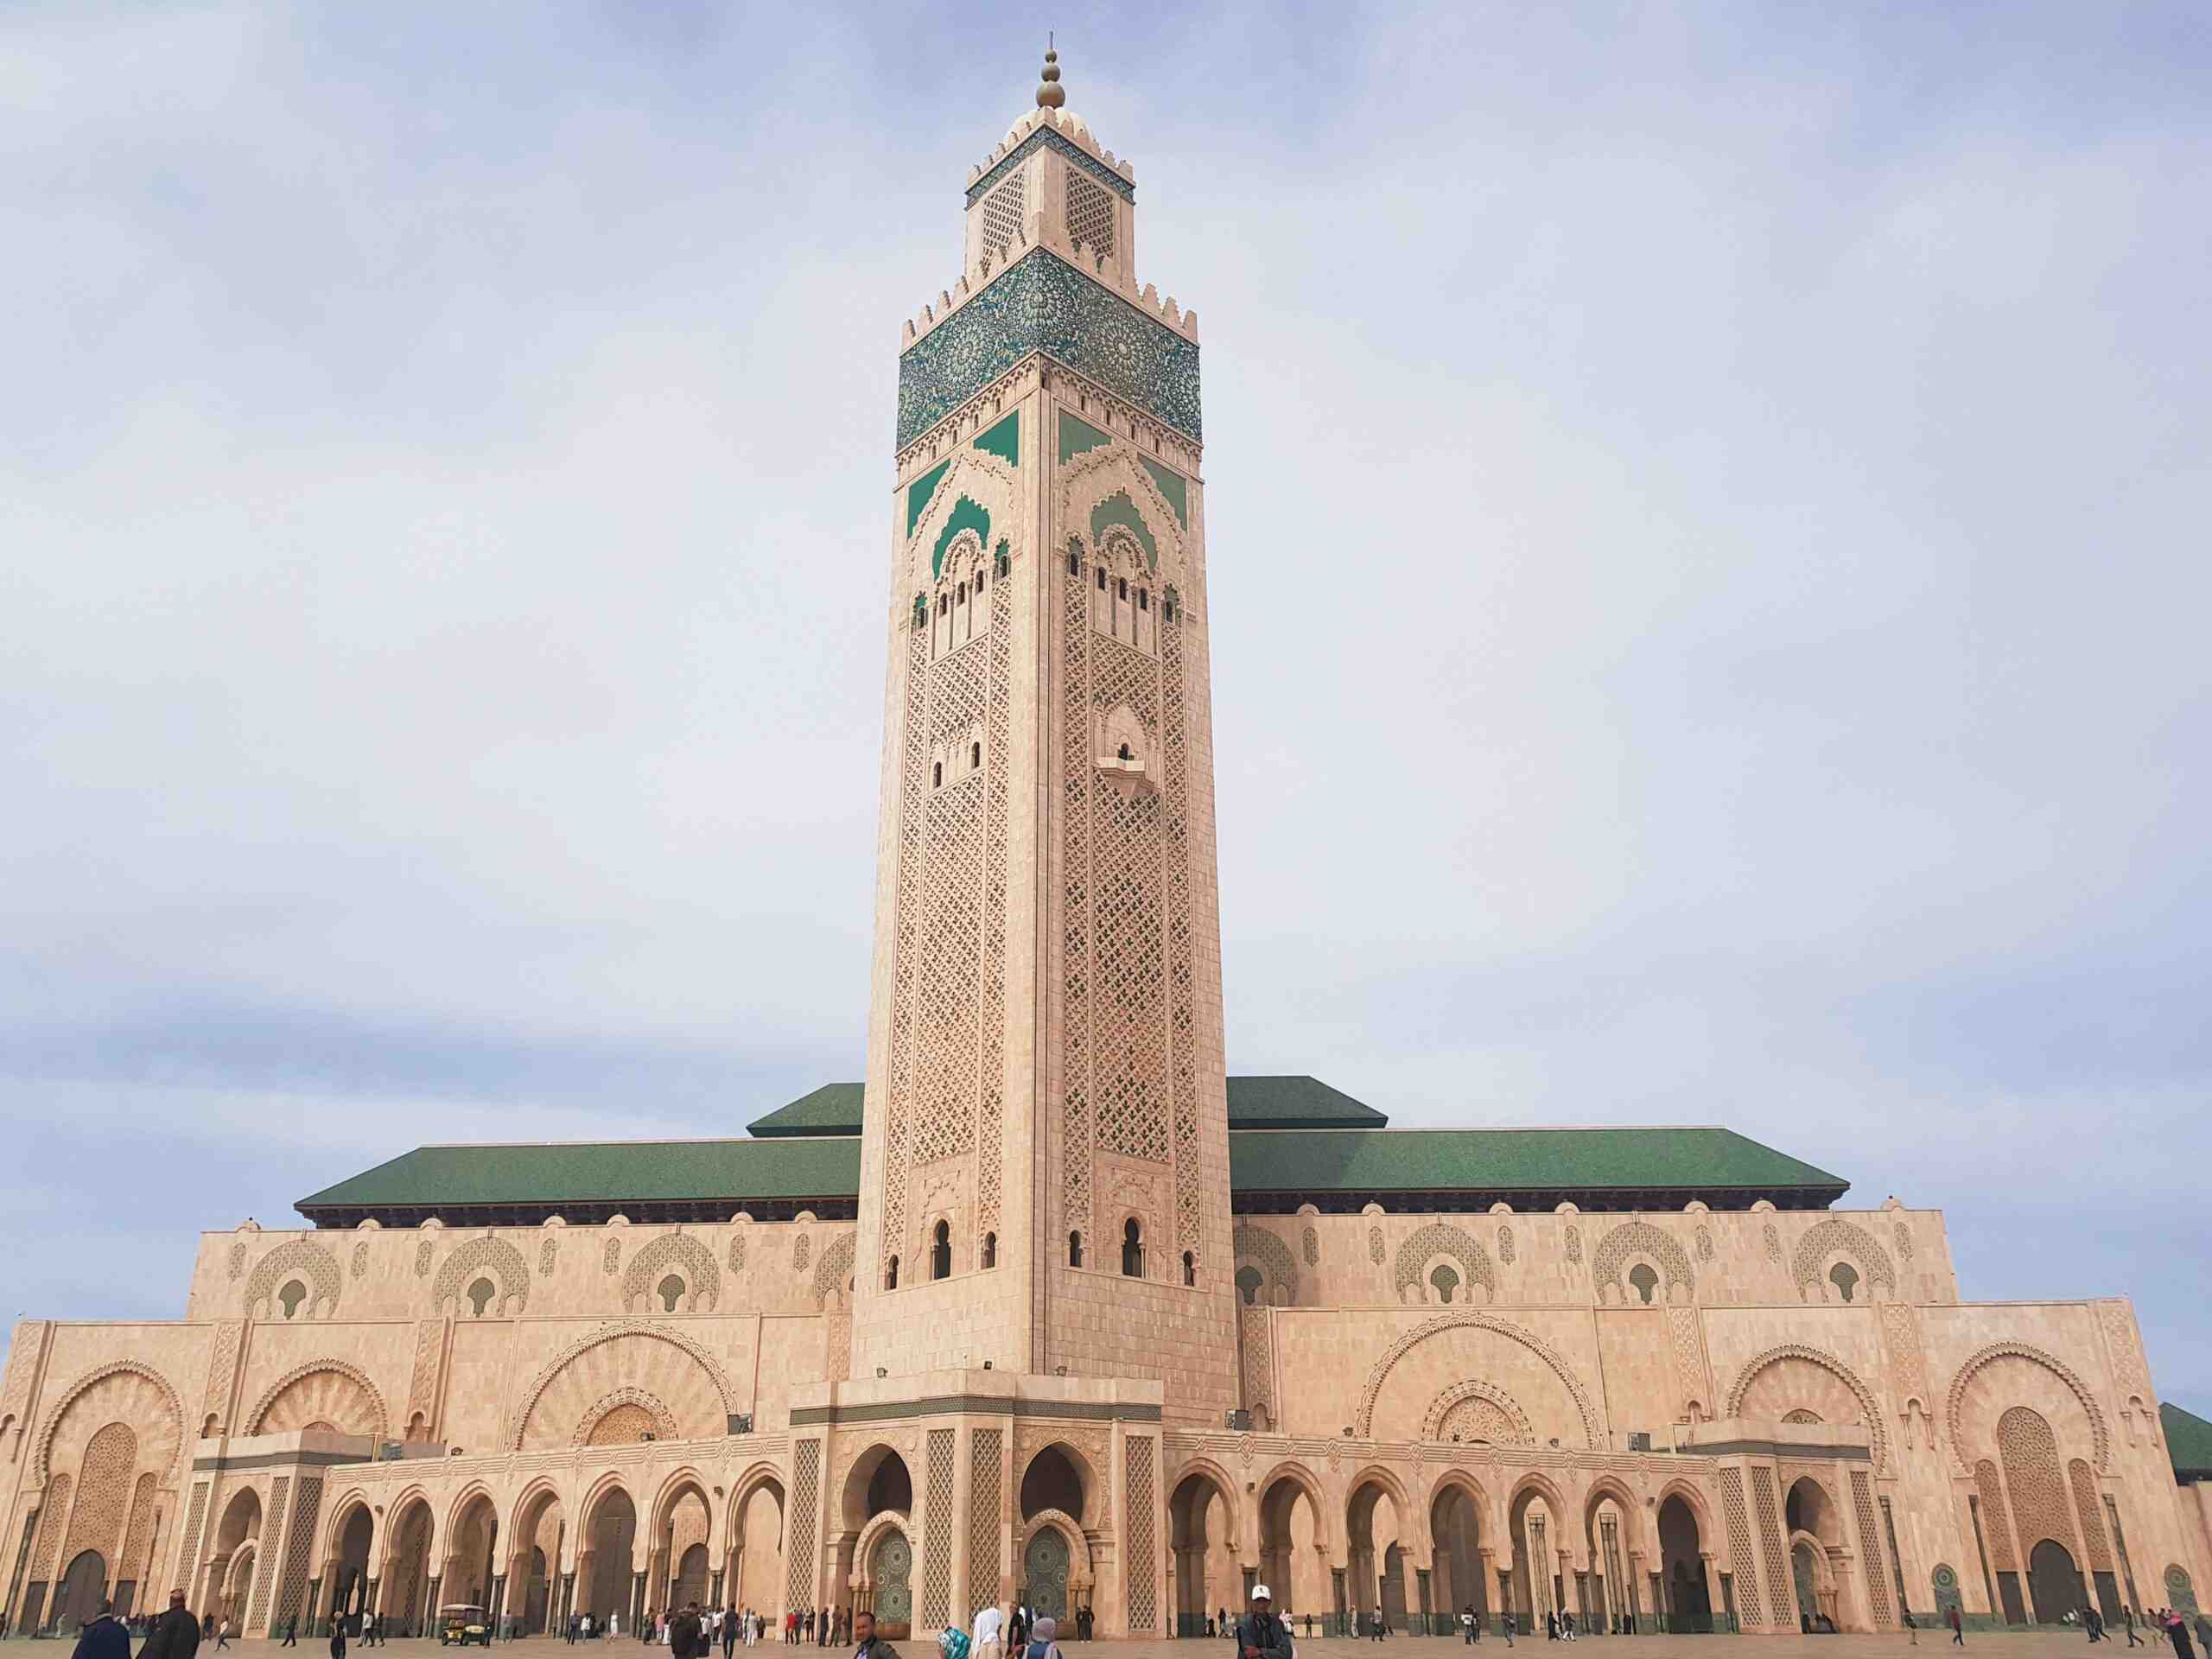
[1700,1553,1722,1632]
[426,1574,442,1637]
[491,1573,507,1638]
[1623,1549,1644,1626]
[710,1568,725,1608]
[631,1569,647,1634]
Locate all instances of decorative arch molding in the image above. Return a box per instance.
[431,1236,531,1318]
[442,1481,502,1544]
[1354,1313,1604,1446]
[33,1359,186,1485]
[1724,1344,1891,1473]
[1581,1476,1645,1557]
[850,1509,912,1573]
[1393,1224,1497,1305]
[505,1477,566,1552]
[725,1460,788,1536]
[648,1465,717,1536]
[572,1388,679,1447]
[1504,1469,1574,1525]
[1166,1456,1242,1548]
[244,1238,343,1321]
[622,1233,721,1314]
[1254,1460,1332,1549]
[1946,1340,2111,1474]
[1419,1379,1535,1446]
[1651,1477,1719,1554]
[1590,1221,1694,1302]
[907,450,1019,588]
[1231,1225,1299,1305]
[1789,1218,1897,1300]
[1058,444,1188,588]
[1020,1508,1095,1588]
[245,1361,391,1442]
[322,1489,376,1561]
[507,1321,739,1450]
[1344,1464,1421,1552]
[813,1231,858,1309]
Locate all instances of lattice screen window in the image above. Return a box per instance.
[980,176,1027,264]
[1065,172,1115,257]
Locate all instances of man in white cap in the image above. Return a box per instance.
[1236,1586,1292,1659]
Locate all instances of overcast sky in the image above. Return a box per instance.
[3,3,2208,1406]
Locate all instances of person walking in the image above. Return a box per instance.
[1463,1605,1478,1645]
[1949,1605,1965,1646]
[2126,1611,2146,1648]
[1905,1610,1918,1647]
[973,1600,1004,1659]
[2163,1609,2196,1659]
[69,1603,131,1659]
[140,1592,202,1659]
[215,1615,234,1652]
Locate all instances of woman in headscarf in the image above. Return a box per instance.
[1021,1618,1064,1659]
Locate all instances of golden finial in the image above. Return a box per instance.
[1035,35,1065,109]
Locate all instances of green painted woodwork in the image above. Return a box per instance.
[1058,411,1111,463]
[906,460,950,538]
[296,1135,861,1214]
[748,1075,1386,1139]
[1089,489,1158,569]
[931,495,992,578]
[973,412,1020,466]
[1140,456,1189,527]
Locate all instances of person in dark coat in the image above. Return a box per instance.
[1233,1587,1291,1659]
[141,1592,204,1659]
[332,1617,350,1659]
[2163,1610,2196,1659]
[70,1605,132,1659]
[671,1604,704,1659]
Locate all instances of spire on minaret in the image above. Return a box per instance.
[1035,36,1065,109]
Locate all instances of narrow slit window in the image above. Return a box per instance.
[982,1232,997,1269]
[1096,568,1107,592]
[1182,1250,1196,1287]
[932,761,943,787]
[1138,588,1149,611]
[1068,1230,1083,1268]
[886,1255,899,1291]
[971,741,982,768]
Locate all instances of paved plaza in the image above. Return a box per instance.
[53,1638,2145,1659]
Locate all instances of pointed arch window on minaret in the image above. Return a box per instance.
[931,1221,951,1281]
[886,1255,899,1291]
[1182,1250,1196,1287]
[1122,1217,1144,1279]
[1068,1230,1084,1268]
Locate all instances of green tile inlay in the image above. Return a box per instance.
[932,495,992,579]
[1090,489,1158,571]
[973,412,1019,467]
[1058,410,1112,464]
[1140,456,1188,527]
[906,460,950,539]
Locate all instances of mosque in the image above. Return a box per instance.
[6,49,2211,1647]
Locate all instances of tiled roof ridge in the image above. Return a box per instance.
[400,1135,861,1151]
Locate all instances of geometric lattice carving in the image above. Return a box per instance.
[275,1474,322,1628]
[1667,1307,1712,1415]
[2100,1304,2152,1397]
[1880,1304,1930,1404]
[1392,1224,1493,1304]
[2069,1461,2113,1571]
[1763,1224,1782,1262]
[1065,172,1115,259]
[1565,1225,1582,1265]
[1087,637,1169,1166]
[405,1322,443,1431]
[621,1233,719,1313]
[1850,1469,1894,1626]
[921,1429,955,1630]
[119,1471,159,1597]
[1163,598,1198,1249]
[432,1235,531,1318]
[979,574,1012,1241]
[415,1240,434,1279]
[726,1229,745,1273]
[1716,1468,1758,1626]
[882,624,927,1269]
[787,1440,821,1611]
[1421,1379,1533,1445]
[174,1481,210,1595]
[601,1236,621,1276]
[35,1361,186,1488]
[1749,1465,1791,1628]
[1233,1226,1299,1305]
[1355,1313,1603,1446]
[1791,1219,1897,1299]
[575,1391,677,1447]
[351,1243,369,1281]
[1239,1306,1274,1421]
[1125,1436,1158,1632]
[507,1322,737,1451]
[911,638,988,1178]
[813,1232,857,1309]
[1974,1459,2017,1570]
[1497,1225,1516,1266]
[1998,1407,2070,1558]
[1591,1221,1694,1302]
[1894,1223,1915,1262]
[251,1475,289,1630]
[978,176,1026,265]
[968,1427,1002,1613]
[202,1322,245,1435]
[30,1472,73,1586]
[794,1231,811,1274]
[1059,563,1093,1242]
[59,1421,136,1578]
[1301,1227,1319,1268]
[1368,1228,1385,1266]
[244,1240,341,1321]
[1695,1225,1713,1263]
[541,1232,559,1277]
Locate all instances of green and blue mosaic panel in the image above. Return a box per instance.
[897,247,1201,450]
[965,126,1135,209]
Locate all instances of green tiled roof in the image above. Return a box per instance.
[747,1083,867,1138]
[1228,1126,1847,1202]
[295,1135,861,1222]
[2163,1402,2212,1479]
[744,1074,1385,1138]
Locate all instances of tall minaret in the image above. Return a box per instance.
[849,48,1235,1425]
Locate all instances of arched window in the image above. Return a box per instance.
[886,1255,899,1291]
[1236,1266,1262,1306]
[467,1276,496,1317]
[657,1274,684,1313]
[1138,588,1148,611]
[1829,1261,1859,1303]
[1122,1217,1144,1278]
[971,741,982,769]
[1181,1250,1196,1287]
[1116,576,1128,600]
[976,567,987,592]
[1429,1262,1460,1305]
[1068,550,1080,575]
[1068,1230,1083,1268]
[957,582,966,604]
[982,1232,997,1269]
[1628,1263,1659,1305]
[1096,567,1107,592]
[931,1220,951,1281]
[1163,599,1175,622]
[277,1279,307,1319]
[932,761,943,787]
[1116,743,1132,761]
[938,594,948,616]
